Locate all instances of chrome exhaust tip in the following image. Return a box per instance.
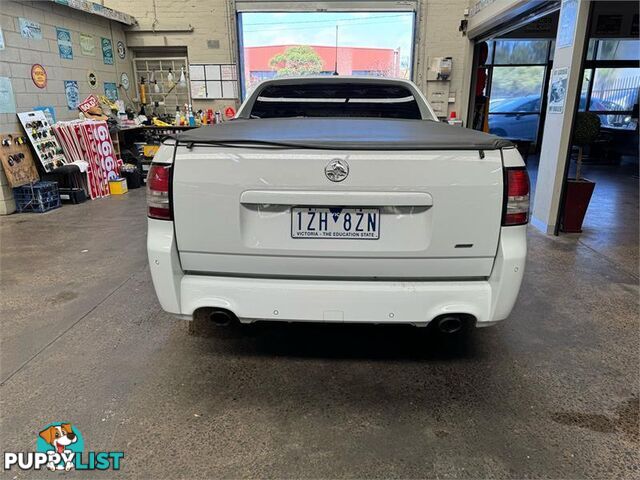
[435,315,464,334]
[209,309,237,327]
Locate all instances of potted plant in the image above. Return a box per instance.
[561,112,600,233]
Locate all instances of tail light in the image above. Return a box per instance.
[503,167,530,226]
[147,164,172,220]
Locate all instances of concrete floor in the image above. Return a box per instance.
[1,187,638,479]
[529,157,639,277]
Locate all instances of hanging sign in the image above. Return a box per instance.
[31,64,47,89]
[19,18,42,40]
[56,27,73,59]
[80,33,96,56]
[64,80,79,110]
[87,70,98,89]
[116,40,126,59]
[120,72,130,90]
[104,82,118,101]
[101,37,113,65]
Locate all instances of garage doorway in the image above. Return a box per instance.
[469,1,638,267]
[235,2,416,98]
[483,40,552,147]
[469,9,560,156]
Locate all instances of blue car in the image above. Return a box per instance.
[488,94,631,141]
[488,95,542,141]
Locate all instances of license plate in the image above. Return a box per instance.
[291,207,380,239]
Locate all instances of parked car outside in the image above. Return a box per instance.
[488,94,632,141]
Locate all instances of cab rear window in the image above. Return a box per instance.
[249,82,422,119]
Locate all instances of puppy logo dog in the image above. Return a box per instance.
[4,422,123,472]
[39,423,77,471]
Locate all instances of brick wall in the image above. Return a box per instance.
[103,0,238,113]
[414,0,472,119]
[0,0,135,134]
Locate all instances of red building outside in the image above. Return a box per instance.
[243,45,402,89]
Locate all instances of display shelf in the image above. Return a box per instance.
[133,57,191,116]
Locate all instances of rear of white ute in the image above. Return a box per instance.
[147,78,528,331]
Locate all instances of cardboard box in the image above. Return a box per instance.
[108,178,128,195]
[143,145,160,158]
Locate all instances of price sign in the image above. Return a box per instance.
[94,122,119,181]
[78,94,100,113]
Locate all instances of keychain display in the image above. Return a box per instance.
[0,132,40,187]
[17,111,67,173]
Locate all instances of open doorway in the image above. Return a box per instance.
[483,40,552,149]
[469,10,560,156]
[236,11,416,98]
[468,1,638,267]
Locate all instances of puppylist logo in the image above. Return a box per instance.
[4,422,124,472]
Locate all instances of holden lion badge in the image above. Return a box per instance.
[325,159,349,182]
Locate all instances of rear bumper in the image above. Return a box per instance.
[148,220,526,326]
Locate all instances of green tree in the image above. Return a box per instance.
[491,66,546,99]
[269,45,324,77]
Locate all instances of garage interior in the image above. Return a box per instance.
[1,0,638,478]
[468,1,639,266]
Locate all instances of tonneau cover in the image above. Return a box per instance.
[175,117,513,150]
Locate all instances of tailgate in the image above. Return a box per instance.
[172,147,503,279]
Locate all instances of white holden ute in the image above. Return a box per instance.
[147,77,528,335]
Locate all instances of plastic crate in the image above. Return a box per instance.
[59,187,87,204]
[13,181,61,213]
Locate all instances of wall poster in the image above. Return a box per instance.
[548,67,569,114]
[33,105,57,124]
[56,27,73,59]
[19,18,43,40]
[64,80,79,110]
[80,33,96,56]
[101,37,113,65]
[104,82,118,101]
[0,77,16,114]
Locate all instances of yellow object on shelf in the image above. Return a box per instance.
[143,144,160,157]
[152,117,171,127]
[109,178,128,195]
